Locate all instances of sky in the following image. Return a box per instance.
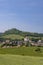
[0,0,43,33]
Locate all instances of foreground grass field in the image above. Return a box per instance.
[0,54,43,65]
[0,47,43,57]
[0,47,43,65]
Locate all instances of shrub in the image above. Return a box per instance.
[35,48,41,52]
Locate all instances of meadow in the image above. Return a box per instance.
[0,47,43,65]
[2,34,24,40]
[0,47,43,57]
[0,54,43,65]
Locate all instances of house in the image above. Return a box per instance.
[5,39,10,43]
[31,41,38,46]
[37,40,43,46]
[24,36,30,46]
[31,40,43,47]
[17,40,23,46]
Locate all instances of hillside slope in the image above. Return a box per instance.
[0,28,43,40]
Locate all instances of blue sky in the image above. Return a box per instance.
[0,0,43,33]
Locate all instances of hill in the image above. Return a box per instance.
[3,28,43,37]
[2,34,24,40]
[0,28,43,40]
[4,28,22,35]
[4,28,43,37]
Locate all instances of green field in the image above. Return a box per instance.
[2,34,24,40]
[0,54,43,65]
[0,47,43,57]
[2,34,43,40]
[0,47,43,65]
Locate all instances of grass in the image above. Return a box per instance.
[0,47,43,65]
[0,47,43,57]
[2,34,43,40]
[2,34,24,40]
[0,54,43,65]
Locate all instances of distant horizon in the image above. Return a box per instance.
[0,0,43,33]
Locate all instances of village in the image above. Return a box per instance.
[0,36,43,48]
